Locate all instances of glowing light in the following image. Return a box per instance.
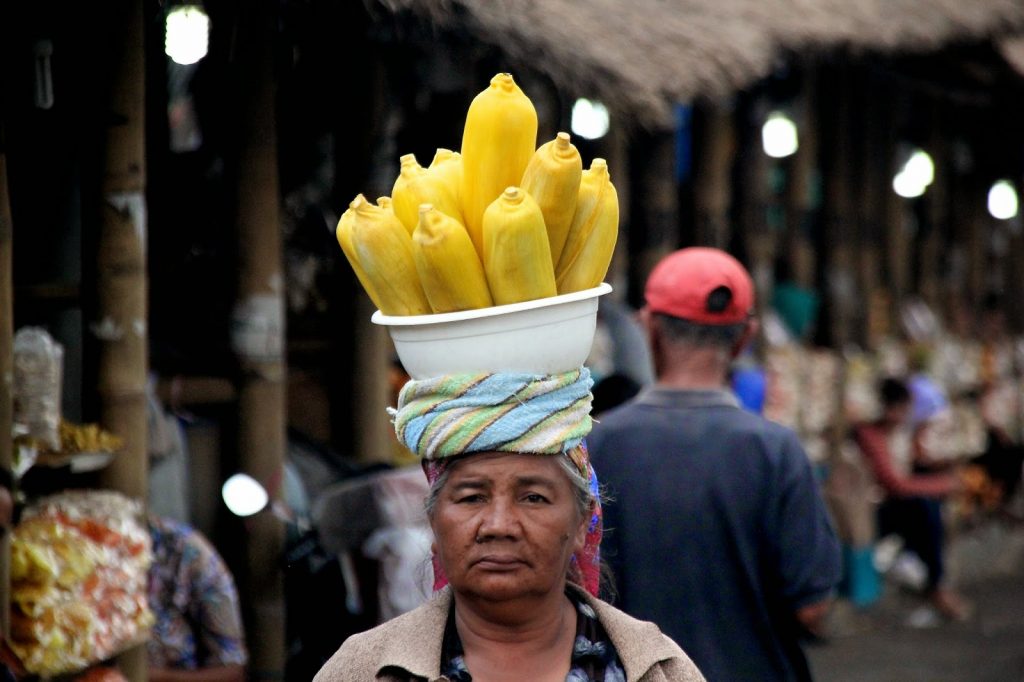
[892,148,934,198]
[761,111,799,158]
[571,99,610,140]
[893,170,926,198]
[988,180,1019,220]
[165,5,210,66]
[904,150,934,188]
[222,473,269,517]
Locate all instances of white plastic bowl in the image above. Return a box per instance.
[372,283,613,379]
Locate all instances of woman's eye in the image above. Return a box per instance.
[523,493,549,504]
[456,494,484,504]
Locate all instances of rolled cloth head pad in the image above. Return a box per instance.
[392,367,594,460]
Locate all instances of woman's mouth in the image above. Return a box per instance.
[474,555,526,570]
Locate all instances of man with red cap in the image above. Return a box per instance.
[588,247,841,682]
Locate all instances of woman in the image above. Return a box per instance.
[315,368,704,681]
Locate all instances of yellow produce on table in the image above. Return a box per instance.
[482,187,557,305]
[8,491,153,677]
[391,153,462,234]
[350,194,432,316]
[413,204,493,313]
[556,159,619,294]
[335,194,385,311]
[460,73,538,256]
[521,132,583,268]
[555,158,619,290]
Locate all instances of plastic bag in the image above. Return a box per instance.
[13,327,64,451]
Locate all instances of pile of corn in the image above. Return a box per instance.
[337,73,619,315]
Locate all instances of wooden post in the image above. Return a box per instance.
[627,129,679,307]
[883,94,912,311]
[735,96,773,322]
[693,104,736,249]
[229,0,286,677]
[784,75,818,292]
[919,109,948,314]
[858,73,889,349]
[0,125,13,641]
[641,131,680,270]
[817,65,856,349]
[93,1,148,678]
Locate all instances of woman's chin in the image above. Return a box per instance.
[455,574,555,602]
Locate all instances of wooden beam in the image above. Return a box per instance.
[0,123,13,642]
[93,0,148,678]
[228,0,286,677]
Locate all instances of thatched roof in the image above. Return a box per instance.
[375,0,1024,128]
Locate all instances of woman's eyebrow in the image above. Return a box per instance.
[449,479,490,491]
[514,476,557,490]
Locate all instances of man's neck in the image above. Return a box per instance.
[656,347,730,390]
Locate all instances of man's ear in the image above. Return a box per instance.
[732,317,759,358]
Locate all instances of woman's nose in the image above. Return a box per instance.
[477,497,520,540]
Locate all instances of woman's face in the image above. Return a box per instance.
[430,452,588,603]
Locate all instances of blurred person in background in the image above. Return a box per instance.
[147,515,248,682]
[853,377,971,621]
[588,247,842,682]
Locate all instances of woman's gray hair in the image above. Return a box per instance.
[424,453,596,521]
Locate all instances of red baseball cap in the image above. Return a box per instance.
[644,247,755,325]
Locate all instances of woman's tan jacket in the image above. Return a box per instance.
[313,584,706,682]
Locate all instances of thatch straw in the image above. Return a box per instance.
[375,0,1024,128]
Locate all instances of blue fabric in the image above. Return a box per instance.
[907,374,948,426]
[841,545,882,607]
[588,388,842,682]
[732,366,767,414]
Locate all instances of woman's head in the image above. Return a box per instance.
[424,451,593,602]
[390,367,603,595]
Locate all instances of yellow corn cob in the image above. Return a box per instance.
[336,194,386,311]
[555,158,618,290]
[521,132,582,268]
[412,204,493,313]
[391,154,462,234]
[555,179,619,293]
[350,197,432,315]
[482,187,557,305]
[429,148,464,216]
[461,73,538,256]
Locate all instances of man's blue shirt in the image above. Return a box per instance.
[588,387,842,682]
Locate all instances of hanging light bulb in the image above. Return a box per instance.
[892,147,934,198]
[571,98,610,140]
[761,111,799,158]
[222,473,269,517]
[988,180,1019,220]
[165,5,210,66]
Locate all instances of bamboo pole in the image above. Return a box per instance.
[93,1,148,678]
[229,0,286,677]
[0,124,14,641]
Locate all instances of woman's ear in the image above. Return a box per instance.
[572,506,590,554]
